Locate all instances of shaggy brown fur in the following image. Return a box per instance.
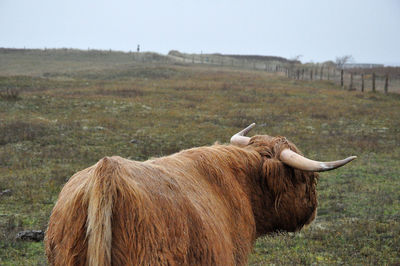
[45,135,318,265]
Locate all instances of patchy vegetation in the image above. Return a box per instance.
[0,50,399,265]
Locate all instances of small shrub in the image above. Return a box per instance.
[0,87,21,101]
[1,215,24,242]
[96,88,145,97]
[0,121,50,145]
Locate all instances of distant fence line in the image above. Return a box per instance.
[160,53,399,94]
[284,67,399,94]
[6,49,395,94]
[293,68,388,95]
[24,48,394,94]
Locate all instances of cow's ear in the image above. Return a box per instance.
[261,157,290,197]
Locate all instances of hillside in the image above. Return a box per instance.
[0,48,172,76]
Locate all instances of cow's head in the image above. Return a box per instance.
[230,123,356,235]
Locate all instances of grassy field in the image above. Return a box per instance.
[0,50,399,265]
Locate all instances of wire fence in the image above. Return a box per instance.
[285,67,399,94]
[3,48,397,94]
[161,52,400,94]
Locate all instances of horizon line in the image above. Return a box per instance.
[1,46,399,67]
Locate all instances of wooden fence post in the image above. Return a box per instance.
[320,67,323,80]
[349,73,353,90]
[302,69,305,80]
[327,68,330,80]
[384,74,389,93]
[361,73,364,92]
[372,73,376,92]
[341,69,344,87]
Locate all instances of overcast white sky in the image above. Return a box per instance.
[1,0,399,65]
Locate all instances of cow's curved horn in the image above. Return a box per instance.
[280,149,357,172]
[230,123,256,146]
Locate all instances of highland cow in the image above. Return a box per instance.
[45,123,356,265]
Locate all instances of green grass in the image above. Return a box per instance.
[0,50,399,265]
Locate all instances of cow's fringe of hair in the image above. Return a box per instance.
[249,135,319,231]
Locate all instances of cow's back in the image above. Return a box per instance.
[112,156,239,265]
[46,155,243,265]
